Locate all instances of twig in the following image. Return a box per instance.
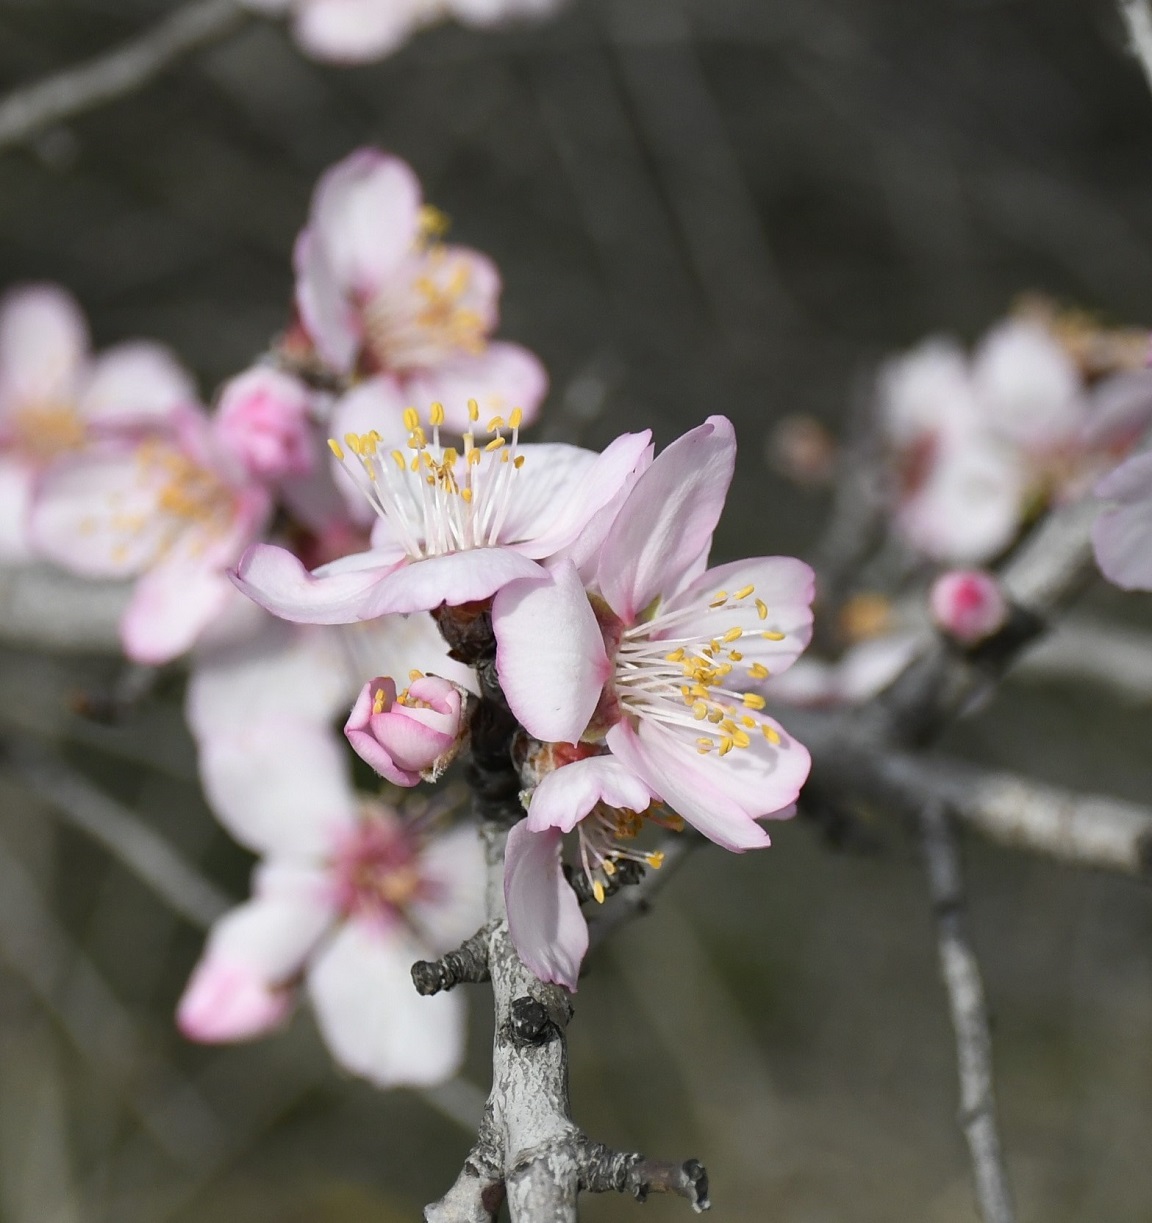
[1118,0,1152,99]
[1014,614,1152,703]
[919,800,1015,1223]
[0,0,250,154]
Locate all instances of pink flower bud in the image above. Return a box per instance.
[214,367,315,480]
[929,569,1008,645]
[345,674,466,787]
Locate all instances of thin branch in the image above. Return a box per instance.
[4,737,232,930]
[1014,614,1152,703]
[919,800,1015,1223]
[0,0,250,154]
[1118,0,1152,99]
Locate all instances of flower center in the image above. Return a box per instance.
[613,585,786,758]
[10,402,86,460]
[330,808,426,924]
[362,244,486,373]
[577,803,682,904]
[329,400,527,560]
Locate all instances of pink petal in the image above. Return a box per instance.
[504,821,587,992]
[231,542,404,623]
[294,227,361,373]
[666,556,815,680]
[178,958,294,1043]
[879,338,976,444]
[329,375,409,450]
[293,0,433,61]
[359,546,544,616]
[309,148,422,299]
[493,562,609,743]
[1093,501,1152,591]
[1095,450,1152,503]
[598,416,736,622]
[79,342,196,427]
[308,921,466,1086]
[0,284,88,412]
[1082,372,1152,450]
[526,755,654,834]
[121,560,235,664]
[196,718,358,856]
[606,719,802,851]
[510,430,653,560]
[401,341,548,434]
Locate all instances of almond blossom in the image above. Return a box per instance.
[491,416,815,988]
[880,318,1152,564]
[929,570,1008,644]
[245,0,562,64]
[291,149,546,433]
[1092,449,1152,590]
[0,283,195,559]
[231,390,652,621]
[179,611,484,1086]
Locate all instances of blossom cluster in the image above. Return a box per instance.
[1,143,816,1083]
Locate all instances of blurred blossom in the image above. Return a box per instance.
[0,283,195,559]
[232,400,651,620]
[1093,450,1152,590]
[345,672,467,785]
[292,149,547,431]
[246,0,564,65]
[879,318,1152,564]
[214,367,316,481]
[180,611,483,1085]
[492,416,814,988]
[929,570,1008,645]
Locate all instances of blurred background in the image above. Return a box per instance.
[2,0,1152,1218]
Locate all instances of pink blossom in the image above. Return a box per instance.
[880,320,1152,564]
[0,283,195,559]
[292,149,546,432]
[929,570,1008,644]
[31,404,273,664]
[492,417,814,988]
[213,367,315,481]
[245,0,562,64]
[345,673,466,785]
[231,392,652,622]
[180,612,484,1086]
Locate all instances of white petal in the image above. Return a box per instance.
[79,342,196,426]
[0,284,88,412]
[308,921,466,1086]
[407,824,487,952]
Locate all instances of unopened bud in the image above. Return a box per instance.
[214,367,315,480]
[345,674,466,786]
[930,570,1007,645]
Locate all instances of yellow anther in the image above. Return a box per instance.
[718,737,734,756]
[665,648,686,663]
[602,860,617,876]
[741,715,757,728]
[729,650,743,661]
[391,449,406,471]
[468,448,483,466]
[429,402,445,426]
[707,710,724,724]
[410,456,421,472]
[418,203,451,239]
[514,455,525,469]
[761,630,786,642]
[749,662,770,680]
[762,724,781,745]
[716,663,733,678]
[403,407,420,431]
[486,415,505,433]
[720,719,738,735]
[689,684,709,699]
[734,584,755,600]
[343,431,361,454]
[692,701,708,720]
[697,743,712,755]
[327,438,344,460]
[467,398,479,422]
[372,688,387,715]
[441,447,459,467]
[509,407,523,429]
[732,730,751,749]
[501,451,510,463]
[756,599,769,620]
[709,590,729,608]
[743,692,767,710]
[710,639,722,654]
[592,880,606,904]
[461,488,473,502]
[646,852,665,869]
[697,737,714,750]
[722,627,743,643]
[485,436,506,452]
[409,669,424,681]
